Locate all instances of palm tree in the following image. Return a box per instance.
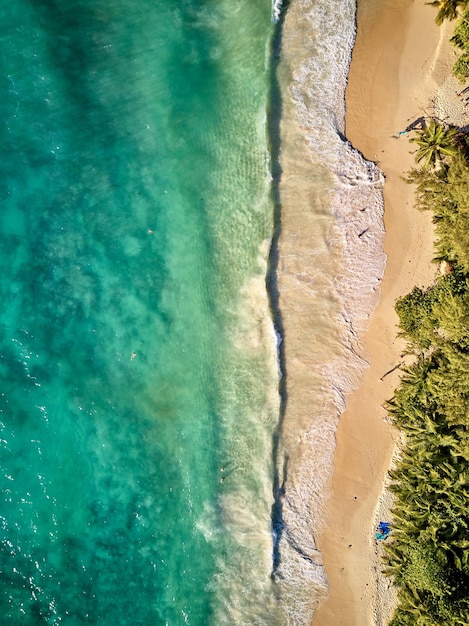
[427,0,469,25]
[410,120,459,168]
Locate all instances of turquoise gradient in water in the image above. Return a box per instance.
[0,1,281,624]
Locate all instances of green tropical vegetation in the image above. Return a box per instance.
[383,17,469,619]
[427,0,469,26]
[409,119,459,168]
[385,135,469,623]
[429,0,469,81]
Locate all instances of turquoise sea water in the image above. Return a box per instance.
[0,1,282,624]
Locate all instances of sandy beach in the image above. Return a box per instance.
[313,1,468,625]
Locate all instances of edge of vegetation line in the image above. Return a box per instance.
[382,2,469,624]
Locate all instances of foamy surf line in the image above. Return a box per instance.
[272,0,283,23]
[274,0,385,623]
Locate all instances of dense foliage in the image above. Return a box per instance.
[407,151,469,271]
[443,2,469,81]
[450,9,469,82]
[384,117,469,621]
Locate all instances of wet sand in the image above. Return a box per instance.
[313,1,466,624]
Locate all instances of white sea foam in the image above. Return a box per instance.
[274,0,386,623]
[272,0,283,23]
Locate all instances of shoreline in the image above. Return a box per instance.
[313,1,467,624]
[272,1,386,619]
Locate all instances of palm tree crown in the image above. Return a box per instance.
[427,0,469,25]
[409,119,459,168]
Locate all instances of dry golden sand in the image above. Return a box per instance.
[313,1,468,625]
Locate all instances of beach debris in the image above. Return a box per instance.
[379,362,403,381]
[376,521,391,541]
[394,116,427,137]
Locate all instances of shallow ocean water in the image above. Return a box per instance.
[0,0,387,624]
[0,1,282,623]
